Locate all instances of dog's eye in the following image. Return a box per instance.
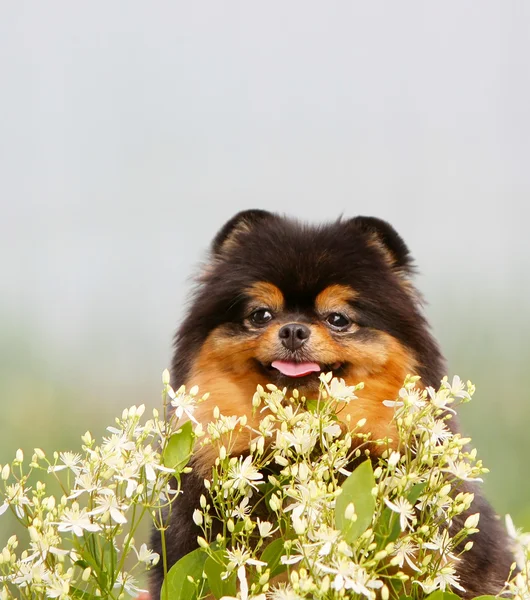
[326,313,351,330]
[249,309,273,326]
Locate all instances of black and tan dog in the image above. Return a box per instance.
[149,210,513,598]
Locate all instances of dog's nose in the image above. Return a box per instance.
[278,323,311,351]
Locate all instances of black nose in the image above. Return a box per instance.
[278,323,311,351]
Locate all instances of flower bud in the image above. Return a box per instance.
[464,513,480,529]
[388,451,400,468]
[345,503,356,521]
[1,465,9,480]
[162,369,170,385]
[193,510,203,526]
[197,537,208,549]
[15,449,23,463]
[33,448,45,460]
[82,567,91,581]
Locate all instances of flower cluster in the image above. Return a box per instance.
[181,374,530,600]
[0,371,205,599]
[1,371,529,600]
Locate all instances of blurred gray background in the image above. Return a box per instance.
[1,0,529,548]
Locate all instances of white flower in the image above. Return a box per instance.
[433,564,466,593]
[48,451,83,474]
[324,377,358,403]
[384,497,415,531]
[4,483,32,519]
[442,459,483,483]
[426,386,456,414]
[320,559,383,597]
[89,490,128,524]
[225,545,266,569]
[113,571,147,596]
[278,428,318,455]
[443,375,471,401]
[231,496,251,520]
[102,433,136,456]
[43,573,71,598]
[133,543,159,566]
[67,472,99,499]
[226,456,263,491]
[392,539,420,571]
[56,505,101,537]
[419,418,452,445]
[256,519,278,538]
[168,388,198,423]
[422,528,453,557]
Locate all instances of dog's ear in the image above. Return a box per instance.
[212,209,276,257]
[349,216,413,273]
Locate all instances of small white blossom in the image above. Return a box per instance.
[168,388,198,423]
[443,375,471,401]
[256,518,277,538]
[226,456,263,491]
[113,571,147,596]
[133,543,159,566]
[323,377,358,403]
[384,497,415,531]
[48,452,83,474]
[89,490,128,524]
[56,505,101,537]
[442,459,483,483]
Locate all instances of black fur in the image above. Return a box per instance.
[150,211,513,599]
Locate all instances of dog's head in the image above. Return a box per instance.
[172,210,443,397]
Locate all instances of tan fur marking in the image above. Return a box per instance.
[315,284,358,315]
[185,321,417,476]
[339,335,417,446]
[246,282,284,312]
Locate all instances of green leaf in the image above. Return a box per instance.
[163,421,194,472]
[375,482,427,546]
[335,460,376,542]
[203,550,236,600]
[161,548,208,600]
[100,538,117,579]
[69,586,100,600]
[407,482,426,505]
[470,597,498,600]
[260,538,287,579]
[305,398,319,413]
[424,592,462,600]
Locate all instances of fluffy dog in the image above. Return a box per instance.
[149,210,513,598]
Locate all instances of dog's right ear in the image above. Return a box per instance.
[212,209,276,257]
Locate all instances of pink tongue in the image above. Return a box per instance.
[271,361,321,378]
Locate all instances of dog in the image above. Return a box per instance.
[149,210,513,599]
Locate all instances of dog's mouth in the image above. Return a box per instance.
[256,359,346,384]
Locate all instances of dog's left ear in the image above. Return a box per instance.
[349,216,414,273]
[212,209,277,257]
